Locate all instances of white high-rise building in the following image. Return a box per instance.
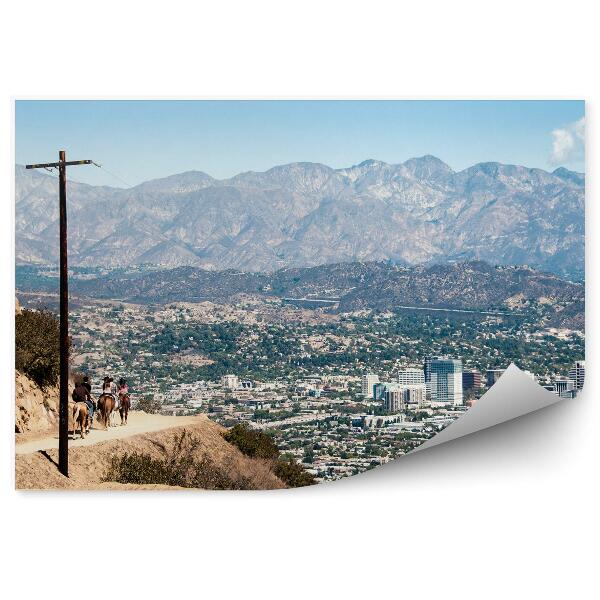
[568,361,585,390]
[430,358,463,406]
[398,368,425,386]
[362,374,380,398]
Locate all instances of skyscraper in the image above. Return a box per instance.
[398,368,425,385]
[429,358,463,406]
[462,369,482,391]
[568,361,585,390]
[486,368,505,388]
[382,383,427,411]
[383,388,405,412]
[362,373,380,398]
[424,357,433,383]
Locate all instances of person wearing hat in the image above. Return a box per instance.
[102,376,119,408]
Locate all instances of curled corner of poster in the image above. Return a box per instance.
[410,364,564,454]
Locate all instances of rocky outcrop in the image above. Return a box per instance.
[15,370,59,434]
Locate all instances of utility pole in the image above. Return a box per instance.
[25,151,92,477]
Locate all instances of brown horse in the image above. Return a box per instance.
[97,393,116,430]
[119,394,131,425]
[72,402,89,439]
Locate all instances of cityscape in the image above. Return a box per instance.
[14,100,585,486]
[17,271,584,483]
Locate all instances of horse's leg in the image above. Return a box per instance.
[72,406,78,440]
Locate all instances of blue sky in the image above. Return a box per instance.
[15,100,585,187]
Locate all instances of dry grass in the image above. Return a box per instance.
[15,419,285,491]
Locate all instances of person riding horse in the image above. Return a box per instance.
[102,376,119,408]
[72,380,94,432]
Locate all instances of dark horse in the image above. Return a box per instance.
[119,394,130,425]
[97,393,116,429]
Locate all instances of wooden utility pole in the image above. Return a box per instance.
[25,151,92,477]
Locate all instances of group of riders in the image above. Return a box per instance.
[71,375,130,434]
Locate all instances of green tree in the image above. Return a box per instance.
[15,309,61,388]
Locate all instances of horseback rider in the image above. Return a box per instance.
[118,377,129,402]
[82,375,92,395]
[102,376,119,409]
[72,379,94,428]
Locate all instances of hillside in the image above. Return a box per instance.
[15,370,60,434]
[15,157,585,278]
[15,417,286,490]
[48,260,584,324]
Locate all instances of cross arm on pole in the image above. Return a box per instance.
[26,159,92,169]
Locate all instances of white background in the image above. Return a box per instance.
[0,2,597,598]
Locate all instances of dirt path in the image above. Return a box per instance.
[15,411,202,455]
[15,415,285,490]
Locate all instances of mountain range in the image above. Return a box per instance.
[15,156,585,278]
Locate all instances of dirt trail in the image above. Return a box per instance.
[15,411,201,455]
[15,415,285,490]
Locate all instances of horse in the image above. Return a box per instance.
[72,402,89,439]
[119,394,131,426]
[97,393,117,430]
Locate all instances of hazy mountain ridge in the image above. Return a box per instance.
[18,260,581,326]
[15,157,584,278]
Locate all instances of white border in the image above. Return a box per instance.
[1,2,598,599]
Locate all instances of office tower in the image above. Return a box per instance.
[362,373,380,398]
[373,382,386,400]
[553,376,574,398]
[398,368,425,385]
[462,369,482,391]
[568,361,585,390]
[403,384,427,408]
[486,368,505,388]
[424,356,433,383]
[383,388,405,412]
[430,358,463,406]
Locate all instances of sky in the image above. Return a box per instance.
[15,100,585,187]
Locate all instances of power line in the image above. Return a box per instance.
[91,161,133,188]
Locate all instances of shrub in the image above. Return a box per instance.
[223,423,315,487]
[136,396,163,414]
[223,422,279,460]
[15,309,62,388]
[104,431,249,490]
[273,458,315,488]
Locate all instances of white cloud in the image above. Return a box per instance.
[549,116,585,166]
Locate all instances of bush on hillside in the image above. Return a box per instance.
[223,423,315,487]
[273,458,316,488]
[15,309,61,388]
[136,396,163,414]
[223,422,279,460]
[104,431,250,490]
